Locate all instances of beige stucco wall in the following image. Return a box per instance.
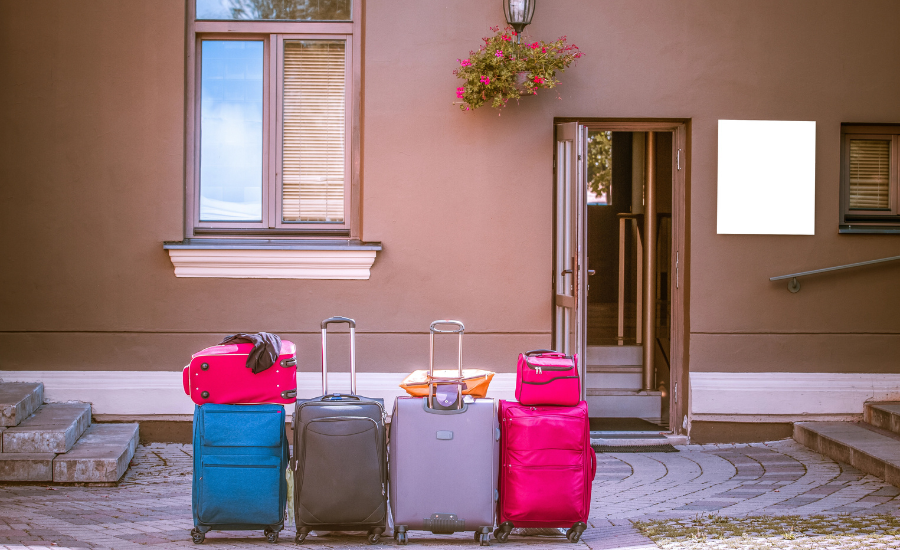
[2,0,900,390]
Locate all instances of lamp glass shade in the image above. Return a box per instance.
[503,0,535,34]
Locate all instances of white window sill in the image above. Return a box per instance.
[163,239,381,279]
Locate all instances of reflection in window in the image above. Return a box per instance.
[197,0,351,21]
[587,131,612,205]
[199,40,264,222]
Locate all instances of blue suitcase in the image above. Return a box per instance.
[191,404,290,544]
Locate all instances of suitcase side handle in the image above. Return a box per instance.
[428,320,465,410]
[321,316,357,396]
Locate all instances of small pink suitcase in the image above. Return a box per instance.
[515,350,580,406]
[182,341,297,405]
[495,400,594,543]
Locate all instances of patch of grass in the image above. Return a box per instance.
[633,514,900,549]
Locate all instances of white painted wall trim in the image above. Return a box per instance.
[0,371,516,417]
[166,248,378,279]
[691,372,900,421]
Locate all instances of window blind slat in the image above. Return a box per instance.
[849,139,890,210]
[282,40,346,222]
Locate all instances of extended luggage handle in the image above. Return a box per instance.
[428,320,465,410]
[321,316,357,396]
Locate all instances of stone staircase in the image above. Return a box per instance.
[794,401,900,487]
[0,381,138,484]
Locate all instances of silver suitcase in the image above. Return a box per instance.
[389,320,499,546]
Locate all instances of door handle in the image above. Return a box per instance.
[561,269,573,275]
[588,270,596,276]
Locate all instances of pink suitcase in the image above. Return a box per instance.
[515,350,580,406]
[182,341,297,405]
[495,400,594,543]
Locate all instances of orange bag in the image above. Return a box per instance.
[399,369,495,399]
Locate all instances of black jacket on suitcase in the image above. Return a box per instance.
[292,317,387,544]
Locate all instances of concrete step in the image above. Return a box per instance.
[54,423,139,483]
[865,401,900,437]
[0,382,43,427]
[586,390,662,423]
[0,453,56,481]
[586,345,642,366]
[794,421,900,487]
[586,365,642,390]
[2,403,91,453]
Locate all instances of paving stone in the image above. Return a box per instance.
[0,382,43,427]
[53,424,139,483]
[2,403,91,453]
[2,440,900,549]
[0,452,55,481]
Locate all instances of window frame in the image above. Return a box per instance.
[184,2,362,239]
[840,124,900,233]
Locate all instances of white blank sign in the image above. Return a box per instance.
[717,120,816,235]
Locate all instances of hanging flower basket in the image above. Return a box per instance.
[453,26,583,111]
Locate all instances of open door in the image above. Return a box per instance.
[554,120,688,436]
[554,122,587,399]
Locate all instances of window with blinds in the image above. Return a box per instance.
[848,139,890,210]
[282,40,346,223]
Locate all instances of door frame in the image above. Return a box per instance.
[552,118,690,435]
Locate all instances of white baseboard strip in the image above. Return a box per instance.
[0,371,516,416]
[691,372,900,418]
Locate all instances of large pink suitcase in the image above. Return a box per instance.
[515,350,580,406]
[182,341,297,405]
[495,400,594,543]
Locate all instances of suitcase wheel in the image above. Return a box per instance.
[264,529,279,543]
[475,532,490,546]
[295,527,310,544]
[493,522,513,543]
[190,528,205,544]
[367,527,384,545]
[394,526,409,545]
[566,522,587,543]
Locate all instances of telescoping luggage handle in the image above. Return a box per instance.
[428,320,465,410]
[321,316,357,396]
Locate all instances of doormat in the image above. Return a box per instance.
[593,444,678,453]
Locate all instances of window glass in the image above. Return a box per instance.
[849,139,891,210]
[196,0,351,21]
[199,40,264,222]
[282,40,346,222]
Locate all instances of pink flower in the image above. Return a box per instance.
[495,50,504,58]
[480,76,490,85]
[459,58,472,67]
[456,87,465,99]
[531,42,540,49]
[501,34,511,41]
[541,47,546,53]
[533,76,544,84]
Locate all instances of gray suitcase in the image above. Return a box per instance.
[292,317,387,545]
[389,320,499,546]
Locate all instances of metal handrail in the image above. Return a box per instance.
[770,254,900,293]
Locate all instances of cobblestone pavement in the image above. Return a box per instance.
[1,440,899,549]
